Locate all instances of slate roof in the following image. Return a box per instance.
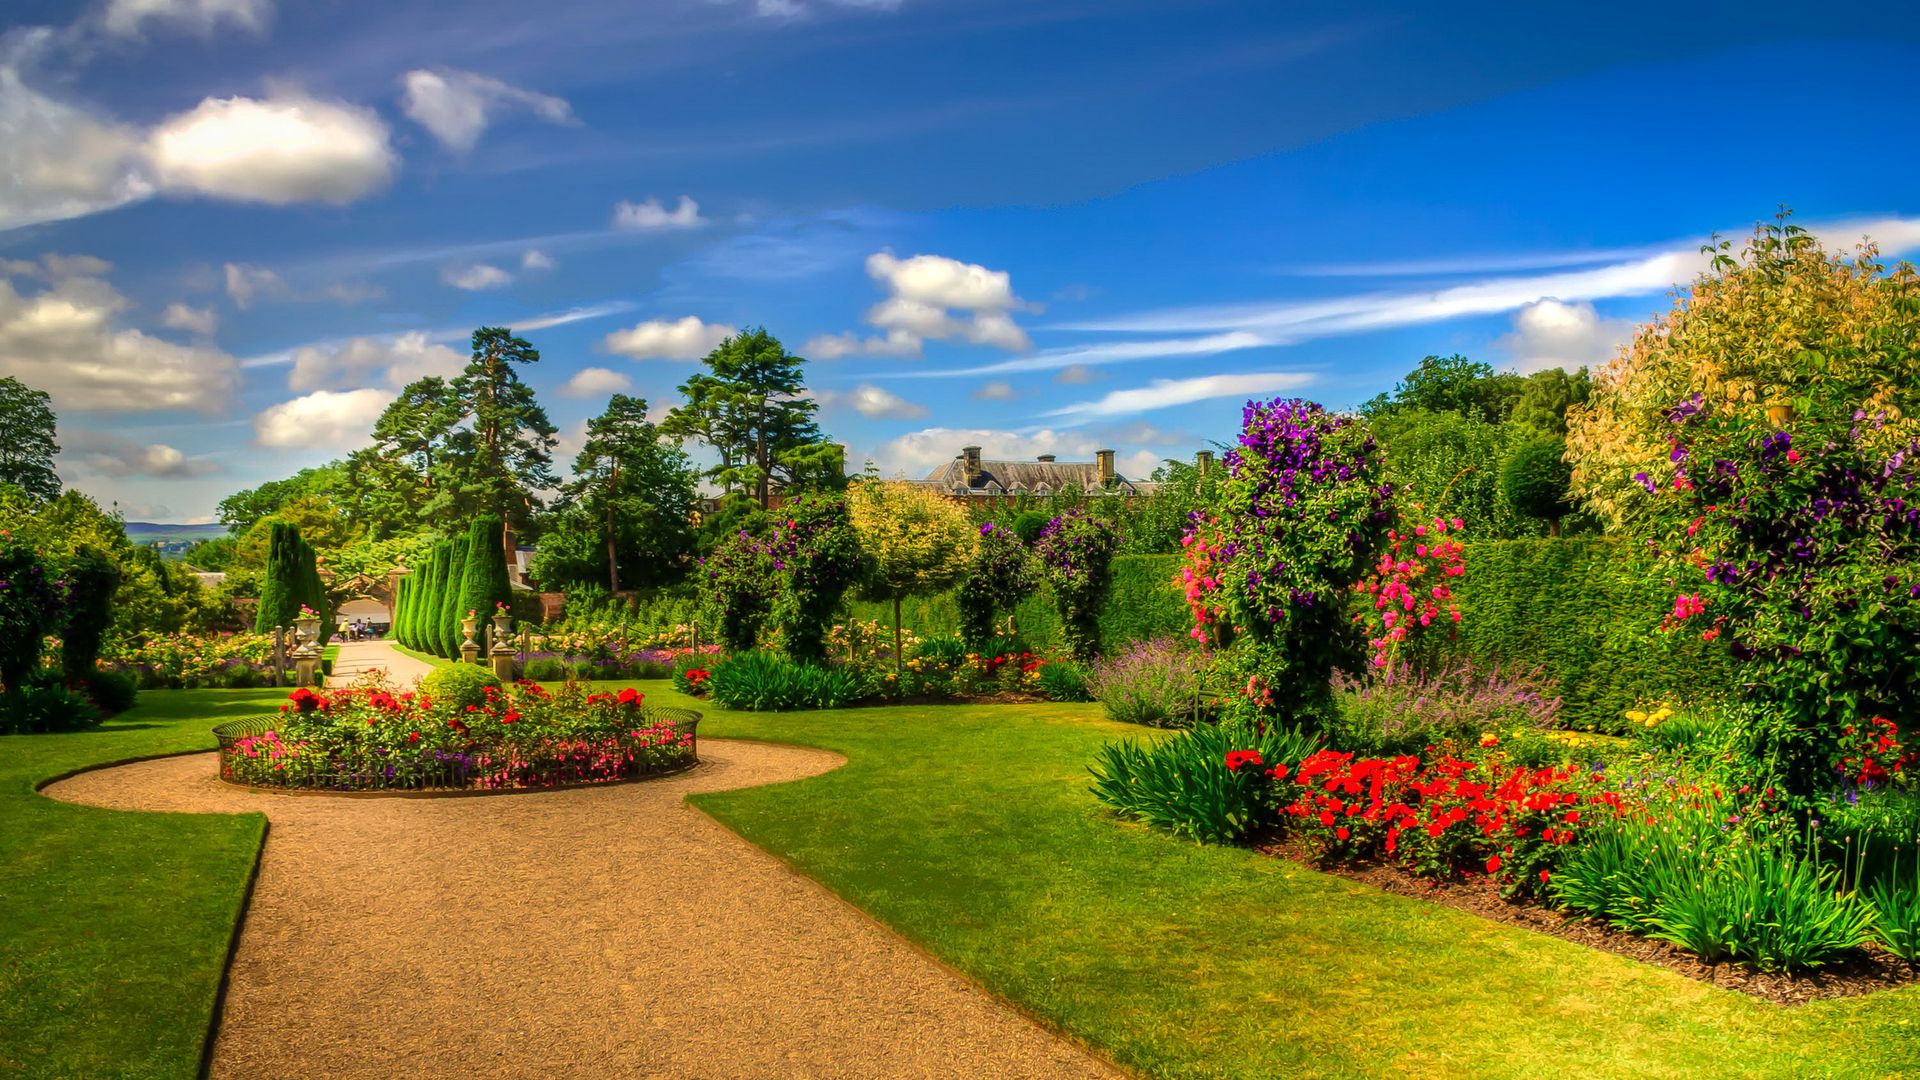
[914,456,1155,496]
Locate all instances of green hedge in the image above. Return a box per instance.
[848,555,1187,654]
[1424,538,1737,733]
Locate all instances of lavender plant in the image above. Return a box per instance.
[1086,637,1213,728]
[1328,660,1561,755]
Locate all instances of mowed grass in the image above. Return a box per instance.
[11,681,1920,1078]
[645,683,1920,1079]
[0,689,278,1079]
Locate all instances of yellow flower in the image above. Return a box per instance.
[1626,709,1648,724]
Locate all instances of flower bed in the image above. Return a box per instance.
[102,632,279,689]
[214,683,699,792]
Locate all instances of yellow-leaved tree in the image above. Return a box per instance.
[847,480,979,672]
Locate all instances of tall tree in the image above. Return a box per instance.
[0,375,60,502]
[456,517,513,655]
[558,394,698,592]
[847,481,976,671]
[442,328,558,536]
[661,328,832,507]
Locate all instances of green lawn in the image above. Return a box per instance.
[9,684,1920,1078]
[0,689,279,1079]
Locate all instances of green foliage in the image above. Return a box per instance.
[700,529,776,652]
[456,517,513,651]
[955,522,1034,648]
[0,375,60,502]
[437,535,471,658]
[549,392,699,591]
[1364,354,1524,426]
[1035,509,1121,661]
[1010,511,1050,545]
[849,480,975,664]
[59,545,120,681]
[1502,435,1573,530]
[1088,719,1320,843]
[0,536,62,690]
[1036,659,1092,702]
[708,651,861,711]
[419,662,503,712]
[1380,409,1533,537]
[767,493,863,664]
[0,682,100,735]
[1642,843,1875,972]
[660,328,833,506]
[440,327,561,532]
[250,523,330,640]
[1865,859,1920,966]
[1422,538,1734,733]
[1509,367,1592,437]
[1822,787,1920,890]
[79,668,137,714]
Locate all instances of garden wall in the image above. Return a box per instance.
[1425,537,1737,732]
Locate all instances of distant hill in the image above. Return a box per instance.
[123,522,232,560]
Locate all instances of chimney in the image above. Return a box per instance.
[1196,449,1214,475]
[1096,448,1116,487]
[961,445,983,487]
[1035,454,1056,463]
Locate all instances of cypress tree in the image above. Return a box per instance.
[417,542,447,655]
[392,575,411,648]
[457,517,513,655]
[438,534,471,658]
[255,523,299,632]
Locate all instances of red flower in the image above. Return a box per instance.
[1539,869,1550,883]
[617,687,644,707]
[1485,855,1502,874]
[1224,749,1264,773]
[407,731,420,744]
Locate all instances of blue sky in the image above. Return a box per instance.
[2,0,1918,521]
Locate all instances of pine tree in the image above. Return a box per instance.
[457,517,513,655]
[438,534,471,657]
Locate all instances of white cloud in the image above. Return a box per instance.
[288,331,465,392]
[559,366,633,397]
[223,262,284,308]
[100,0,271,37]
[846,383,927,419]
[904,331,1267,379]
[873,426,1160,482]
[601,315,736,360]
[748,0,901,17]
[254,388,392,449]
[400,68,576,153]
[0,62,151,231]
[866,252,1023,312]
[1494,298,1634,373]
[59,430,219,477]
[1044,371,1316,424]
[972,380,1016,401]
[1053,364,1098,384]
[521,249,555,271]
[803,328,921,359]
[146,92,396,206]
[160,302,217,336]
[612,196,706,230]
[441,263,513,290]
[0,259,238,411]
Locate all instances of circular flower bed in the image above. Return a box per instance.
[214,682,699,792]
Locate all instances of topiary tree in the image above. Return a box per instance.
[0,534,63,692]
[1011,511,1050,545]
[1501,435,1572,535]
[437,535,471,658]
[254,522,299,633]
[1034,509,1120,661]
[957,521,1037,649]
[1567,215,1920,799]
[60,545,120,682]
[699,529,775,652]
[767,492,863,664]
[418,542,451,654]
[847,481,975,672]
[457,517,513,657]
[1182,398,1393,724]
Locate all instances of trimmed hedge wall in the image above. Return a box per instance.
[1424,537,1737,733]
[849,554,1188,654]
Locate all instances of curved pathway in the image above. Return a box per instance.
[327,638,439,688]
[46,743,1119,1079]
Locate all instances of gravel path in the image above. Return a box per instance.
[45,743,1120,1079]
[327,639,439,688]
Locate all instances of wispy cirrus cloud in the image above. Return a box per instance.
[1043,371,1314,424]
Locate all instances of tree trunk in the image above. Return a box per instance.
[606,502,621,593]
[893,595,904,677]
[1549,517,1562,538]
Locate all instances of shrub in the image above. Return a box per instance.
[1181,398,1392,724]
[1035,509,1119,661]
[1823,785,1920,889]
[1353,515,1465,670]
[1086,637,1211,728]
[708,652,861,711]
[437,535,471,658]
[1327,660,1560,755]
[849,480,975,666]
[1011,511,1049,545]
[672,651,714,696]
[700,529,776,652]
[1644,843,1874,972]
[0,682,101,735]
[523,657,568,682]
[1089,719,1321,843]
[59,544,120,681]
[956,522,1035,648]
[766,493,864,664]
[1502,435,1573,533]
[1037,659,1091,702]
[419,663,503,712]
[1866,860,1920,967]
[81,668,138,714]
[0,536,63,691]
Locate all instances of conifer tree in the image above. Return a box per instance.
[437,534,471,657]
[457,517,513,654]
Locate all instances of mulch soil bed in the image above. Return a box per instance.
[1255,836,1918,1006]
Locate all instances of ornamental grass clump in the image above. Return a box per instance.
[707,651,860,711]
[1086,636,1212,728]
[1089,719,1321,843]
